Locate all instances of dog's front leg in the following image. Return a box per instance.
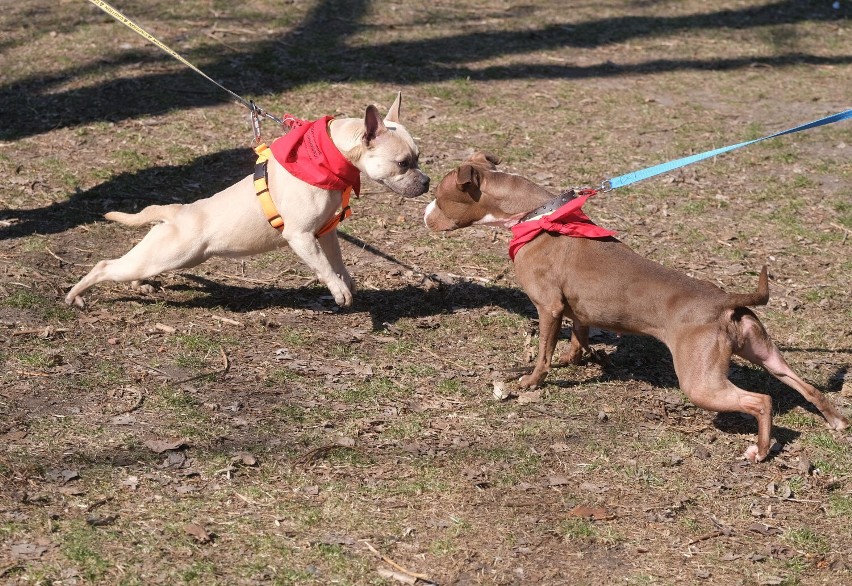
[316,231,354,294]
[520,303,564,388]
[287,232,352,307]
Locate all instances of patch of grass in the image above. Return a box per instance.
[775,409,821,429]
[180,560,217,584]
[265,367,305,387]
[382,415,427,440]
[560,518,597,541]
[826,494,852,518]
[784,527,829,554]
[61,523,111,581]
[340,375,406,404]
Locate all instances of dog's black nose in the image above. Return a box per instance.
[421,175,430,189]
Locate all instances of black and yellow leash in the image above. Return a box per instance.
[85,0,282,136]
[85,0,327,234]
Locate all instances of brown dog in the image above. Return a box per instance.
[424,152,848,462]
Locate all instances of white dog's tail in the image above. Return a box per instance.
[104,204,180,226]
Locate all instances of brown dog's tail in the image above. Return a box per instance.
[104,204,180,226]
[723,265,769,308]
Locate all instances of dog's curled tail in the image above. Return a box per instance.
[723,265,769,308]
[104,204,180,226]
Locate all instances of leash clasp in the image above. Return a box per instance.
[249,100,264,147]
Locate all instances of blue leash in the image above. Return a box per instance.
[603,109,851,191]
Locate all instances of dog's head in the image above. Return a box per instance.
[346,93,430,198]
[425,151,541,231]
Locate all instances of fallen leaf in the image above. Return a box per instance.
[46,468,79,485]
[748,522,783,536]
[110,414,136,425]
[86,514,118,527]
[1,430,27,441]
[10,542,49,560]
[121,476,139,490]
[579,482,608,494]
[568,505,612,520]
[517,390,542,405]
[238,453,257,466]
[492,380,511,401]
[694,446,711,459]
[144,438,188,453]
[547,475,570,486]
[184,522,212,544]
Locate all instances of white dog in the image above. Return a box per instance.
[66,93,429,308]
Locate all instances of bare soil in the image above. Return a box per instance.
[1,1,851,584]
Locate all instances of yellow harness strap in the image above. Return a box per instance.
[254,143,284,231]
[315,186,352,237]
[253,143,352,236]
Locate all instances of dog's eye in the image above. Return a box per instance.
[397,159,410,169]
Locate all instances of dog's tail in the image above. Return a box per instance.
[723,265,769,308]
[104,204,180,226]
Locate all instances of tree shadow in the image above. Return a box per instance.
[2,0,848,140]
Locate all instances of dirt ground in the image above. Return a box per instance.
[1,1,851,584]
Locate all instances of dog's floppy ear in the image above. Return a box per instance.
[363,105,387,145]
[385,91,401,124]
[468,151,500,169]
[456,164,483,200]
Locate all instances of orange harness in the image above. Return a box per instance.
[253,142,352,237]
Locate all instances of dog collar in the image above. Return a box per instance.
[508,189,616,261]
[519,189,578,223]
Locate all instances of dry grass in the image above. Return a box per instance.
[1,1,851,584]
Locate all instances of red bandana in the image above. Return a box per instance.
[269,116,361,195]
[508,191,616,261]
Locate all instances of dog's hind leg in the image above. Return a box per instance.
[671,327,773,462]
[732,309,848,431]
[65,222,208,306]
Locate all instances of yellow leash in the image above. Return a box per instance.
[86,0,353,236]
[85,0,282,129]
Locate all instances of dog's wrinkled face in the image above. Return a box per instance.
[356,94,430,198]
[424,152,502,231]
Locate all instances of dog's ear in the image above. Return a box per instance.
[363,105,387,145]
[385,91,401,124]
[468,151,500,169]
[456,164,483,200]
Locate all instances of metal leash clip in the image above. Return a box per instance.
[249,100,264,146]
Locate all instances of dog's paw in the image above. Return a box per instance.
[327,278,353,308]
[130,280,156,294]
[743,444,766,463]
[518,373,543,389]
[66,295,85,308]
